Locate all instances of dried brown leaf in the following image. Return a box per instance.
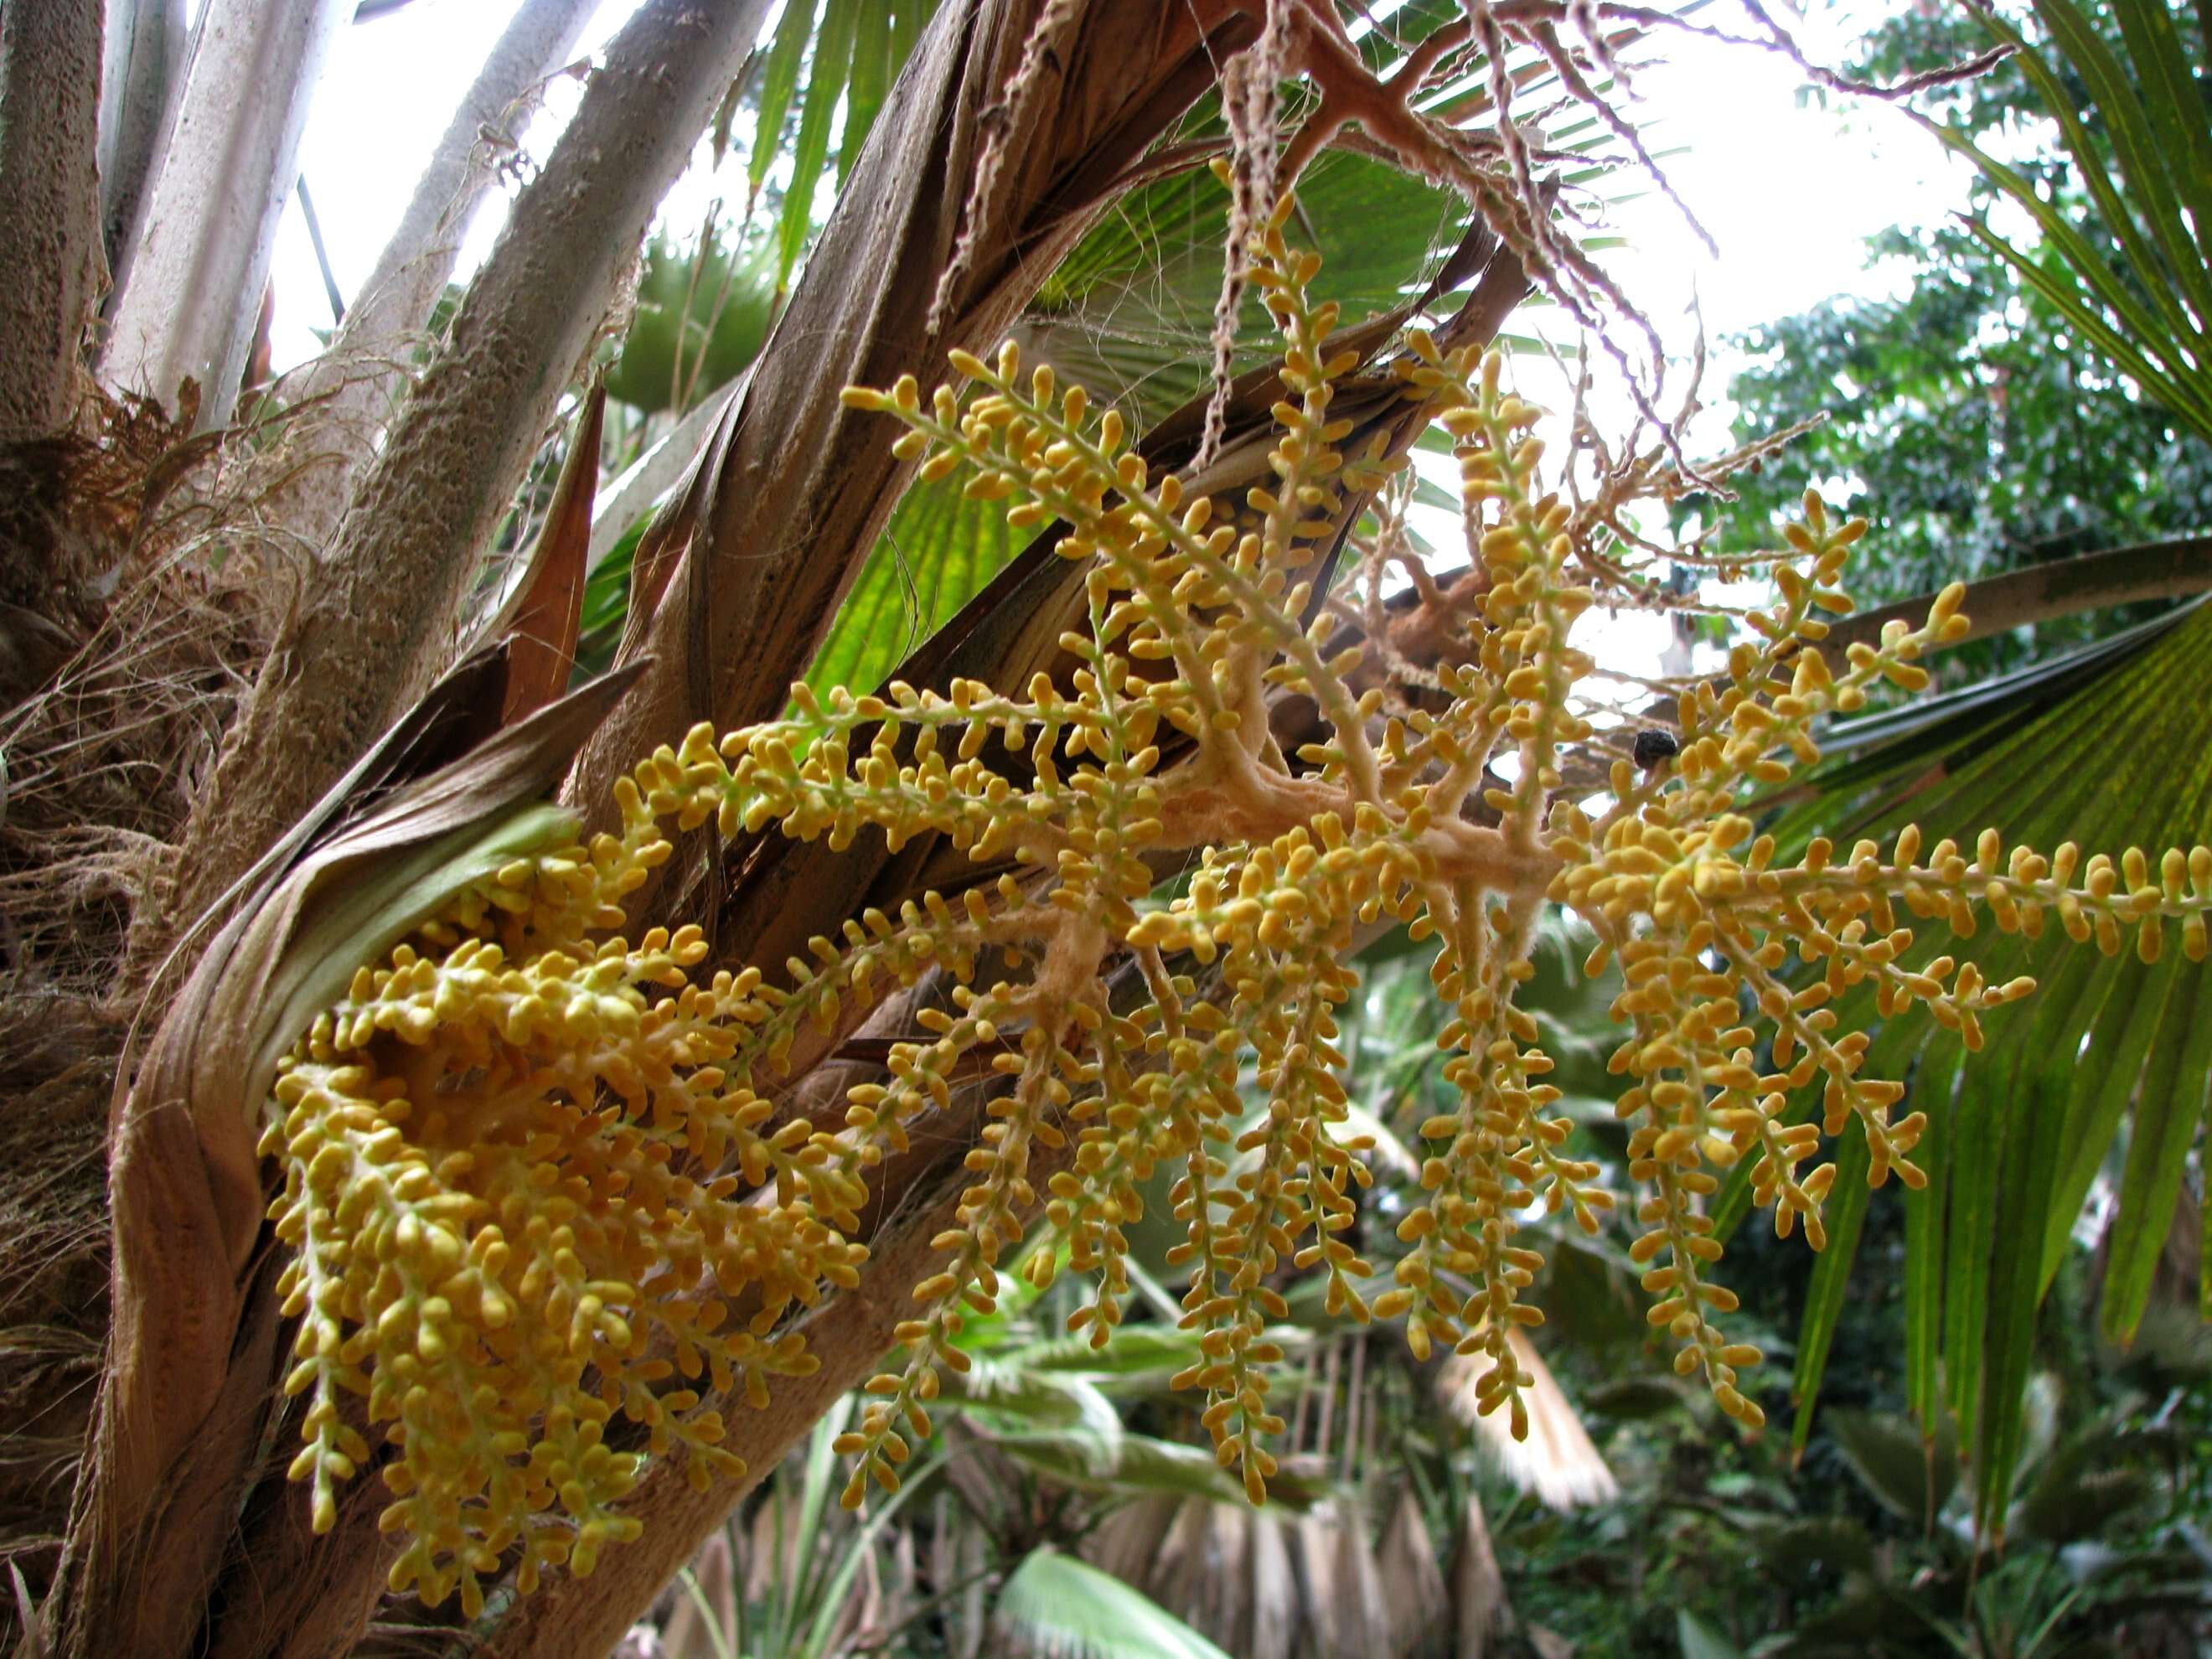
[494,381,604,725]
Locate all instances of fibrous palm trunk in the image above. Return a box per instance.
[0,0,106,601]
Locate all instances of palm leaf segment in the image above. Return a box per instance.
[803,0,1659,710]
[1916,0,2212,449]
[1762,0,2212,1536]
[255,197,2212,1605]
[1751,597,2212,1536]
[993,1548,1235,1659]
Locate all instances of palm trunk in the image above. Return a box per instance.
[273,0,601,557]
[55,5,765,1651]
[96,0,351,429]
[94,0,187,280]
[140,0,767,979]
[0,0,106,447]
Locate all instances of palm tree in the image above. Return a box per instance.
[0,3,2201,1657]
[0,3,1605,1652]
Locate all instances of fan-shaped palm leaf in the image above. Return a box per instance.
[799,142,1472,706]
[1735,598,2212,1537]
[793,0,1682,706]
[1736,7,2212,1535]
[1912,0,2212,445]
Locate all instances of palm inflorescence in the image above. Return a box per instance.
[259,196,2212,1611]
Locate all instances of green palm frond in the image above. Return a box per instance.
[1734,599,2212,1537]
[991,1428,1329,1510]
[1021,147,1466,429]
[939,1357,1127,1452]
[1744,0,2212,1469]
[606,230,778,416]
[753,0,943,294]
[801,460,1041,700]
[606,0,938,420]
[1915,0,2212,445]
[800,0,1687,705]
[799,144,1467,705]
[997,1324,1253,1378]
[992,1548,1237,1659]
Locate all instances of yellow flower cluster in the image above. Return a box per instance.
[264,790,858,1611]
[261,192,2212,1602]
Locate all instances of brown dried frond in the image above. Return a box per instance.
[0,1003,111,1592]
[0,545,272,998]
[927,0,1086,336]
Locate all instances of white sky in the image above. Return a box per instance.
[267,0,1982,681]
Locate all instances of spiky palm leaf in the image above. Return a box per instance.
[1738,599,2212,1536]
[751,0,943,293]
[1724,0,2212,1541]
[1912,0,2212,447]
[797,0,1673,705]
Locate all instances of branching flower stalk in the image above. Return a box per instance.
[260,194,2212,1608]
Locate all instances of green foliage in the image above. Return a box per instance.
[1462,1208,2211,1659]
[1703,1,2212,680]
[604,227,778,415]
[802,144,1469,705]
[752,0,942,292]
[1930,0,2212,443]
[1740,598,2212,1527]
[992,1552,1235,1659]
[636,1301,1261,1658]
[603,0,943,420]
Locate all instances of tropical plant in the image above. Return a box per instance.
[245,185,2212,1640]
[1664,1398,2212,1659]
[1682,0,2212,1541]
[649,1403,938,1659]
[4,2,2206,1656]
[0,1,1749,1652]
[1703,0,2212,685]
[618,1255,1305,1659]
[1446,1016,2212,1659]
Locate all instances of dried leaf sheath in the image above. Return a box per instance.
[254,203,2212,1608]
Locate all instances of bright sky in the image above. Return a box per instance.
[271,0,633,371]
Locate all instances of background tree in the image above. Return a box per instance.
[1698,0,2212,680]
